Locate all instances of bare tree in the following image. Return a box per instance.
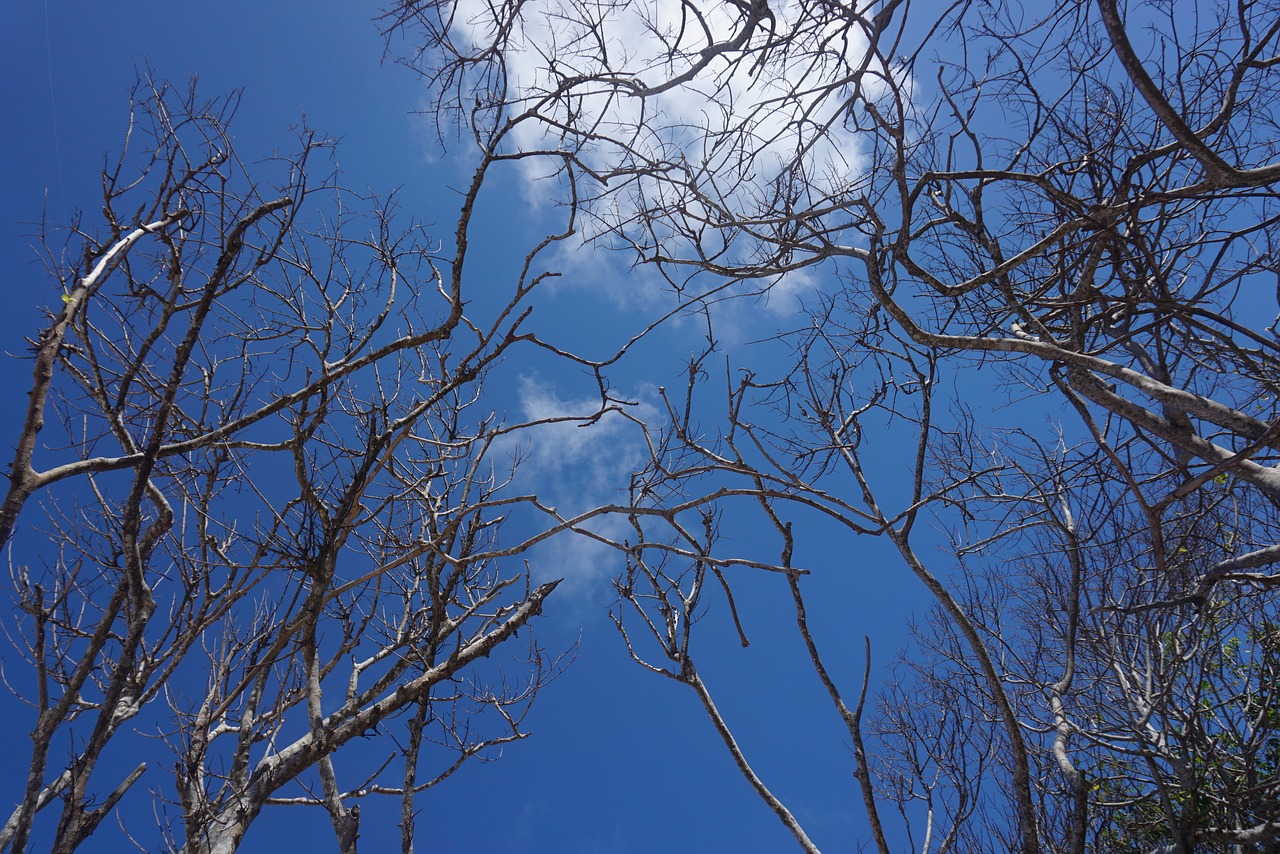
[0,75,610,853]
[386,0,1280,851]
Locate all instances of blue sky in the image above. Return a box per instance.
[0,4,935,851]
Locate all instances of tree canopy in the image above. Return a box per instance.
[4,0,1280,851]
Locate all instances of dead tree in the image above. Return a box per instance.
[387,0,1280,850]
[0,76,605,854]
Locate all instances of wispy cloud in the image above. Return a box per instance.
[500,376,658,593]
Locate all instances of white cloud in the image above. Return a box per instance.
[497,375,659,591]
[446,0,880,250]
[512,375,655,491]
